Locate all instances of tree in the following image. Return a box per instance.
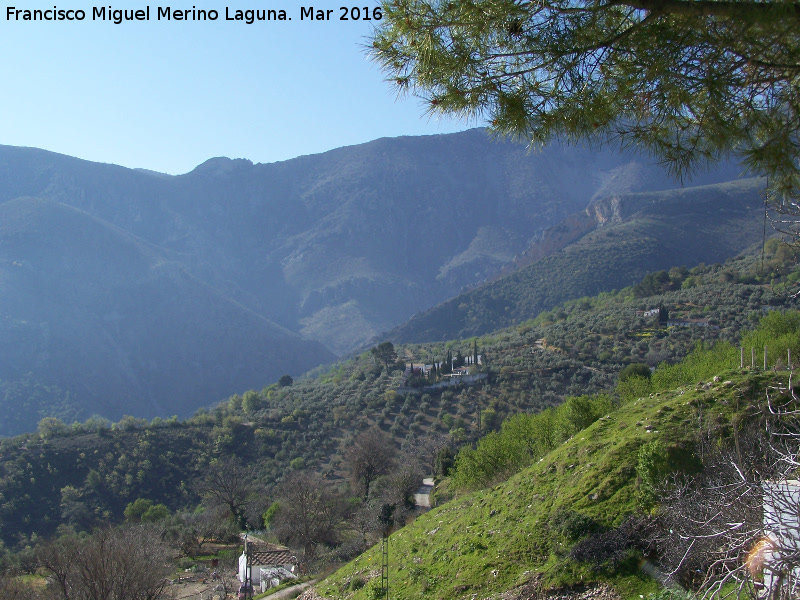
[618,362,652,382]
[242,389,263,415]
[371,341,398,372]
[37,525,173,600]
[384,461,424,510]
[124,498,170,523]
[59,485,94,531]
[371,0,800,216]
[0,572,38,600]
[270,471,347,562]
[344,428,397,499]
[435,445,455,478]
[402,431,453,476]
[197,456,255,530]
[278,375,294,387]
[37,417,67,438]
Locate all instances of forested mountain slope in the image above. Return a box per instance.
[0,247,795,547]
[389,177,766,343]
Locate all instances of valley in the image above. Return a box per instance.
[0,132,796,600]
[0,130,767,434]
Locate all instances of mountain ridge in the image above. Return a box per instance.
[388,177,767,343]
[0,129,761,434]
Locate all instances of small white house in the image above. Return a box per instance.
[238,543,297,591]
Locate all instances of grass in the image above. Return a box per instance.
[315,368,777,600]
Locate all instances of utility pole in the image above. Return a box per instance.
[379,504,395,600]
[243,534,253,600]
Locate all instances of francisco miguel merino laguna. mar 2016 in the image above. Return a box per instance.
[5,5,384,22]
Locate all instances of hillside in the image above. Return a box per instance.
[0,246,795,547]
[389,177,767,343]
[314,364,783,600]
[0,197,334,435]
[0,131,753,432]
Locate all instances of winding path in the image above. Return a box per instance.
[413,477,435,509]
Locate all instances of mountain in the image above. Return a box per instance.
[0,197,334,435]
[0,130,755,433]
[0,246,789,546]
[388,176,767,343]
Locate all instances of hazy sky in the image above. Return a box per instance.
[0,1,469,174]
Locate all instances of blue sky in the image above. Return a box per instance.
[0,1,469,174]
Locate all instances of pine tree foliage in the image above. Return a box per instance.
[370,0,800,207]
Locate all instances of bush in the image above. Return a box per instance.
[619,363,651,382]
[451,431,528,490]
[741,310,800,370]
[452,394,611,490]
[344,576,365,591]
[366,580,384,599]
[550,508,601,541]
[636,440,702,508]
[569,516,652,569]
[651,341,738,390]
[557,394,613,437]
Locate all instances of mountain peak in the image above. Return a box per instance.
[190,156,254,176]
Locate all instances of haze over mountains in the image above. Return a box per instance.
[389,176,767,343]
[0,128,764,434]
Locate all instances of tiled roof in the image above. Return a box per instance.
[250,549,295,566]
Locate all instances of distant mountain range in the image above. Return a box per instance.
[0,129,762,434]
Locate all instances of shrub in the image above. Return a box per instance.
[550,508,601,541]
[569,515,652,569]
[616,375,653,403]
[651,341,738,390]
[741,310,800,369]
[366,580,384,599]
[347,576,365,591]
[619,363,651,382]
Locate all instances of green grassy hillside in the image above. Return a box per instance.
[315,364,780,600]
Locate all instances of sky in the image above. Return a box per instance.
[0,1,470,174]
